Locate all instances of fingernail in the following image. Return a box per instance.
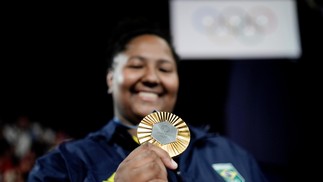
[171,159,178,169]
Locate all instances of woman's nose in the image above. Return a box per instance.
[142,67,160,84]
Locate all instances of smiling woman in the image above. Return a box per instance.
[27,17,268,182]
[2,1,322,181]
[107,34,179,129]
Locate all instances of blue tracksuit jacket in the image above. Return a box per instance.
[28,119,267,182]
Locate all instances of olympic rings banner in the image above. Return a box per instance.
[170,0,301,60]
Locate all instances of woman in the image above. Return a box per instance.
[28,18,267,182]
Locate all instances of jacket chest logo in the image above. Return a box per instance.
[212,163,245,182]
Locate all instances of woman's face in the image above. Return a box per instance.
[107,34,179,124]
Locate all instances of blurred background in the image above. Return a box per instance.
[1,0,322,181]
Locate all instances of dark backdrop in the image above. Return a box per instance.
[1,1,322,181]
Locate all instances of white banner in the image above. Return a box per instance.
[170,0,301,60]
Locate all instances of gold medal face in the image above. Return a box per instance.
[137,111,190,157]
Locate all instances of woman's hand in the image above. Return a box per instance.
[114,142,178,182]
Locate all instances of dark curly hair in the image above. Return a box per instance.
[105,17,180,72]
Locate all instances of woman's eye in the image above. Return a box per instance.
[159,67,172,72]
[127,58,144,69]
[129,64,143,69]
[127,61,144,68]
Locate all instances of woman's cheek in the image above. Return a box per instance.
[165,76,179,93]
[123,70,141,84]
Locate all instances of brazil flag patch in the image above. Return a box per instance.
[212,163,245,182]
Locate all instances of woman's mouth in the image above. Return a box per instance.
[138,92,159,102]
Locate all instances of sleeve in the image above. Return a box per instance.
[27,149,70,182]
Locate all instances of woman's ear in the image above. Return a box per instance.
[106,71,113,94]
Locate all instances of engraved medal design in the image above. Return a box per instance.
[137,111,190,157]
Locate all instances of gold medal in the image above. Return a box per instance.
[137,111,190,157]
